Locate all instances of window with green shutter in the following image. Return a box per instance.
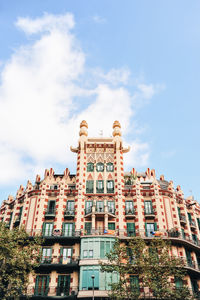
[106,162,114,172]
[35,275,50,296]
[60,248,72,264]
[145,223,157,237]
[107,180,114,193]
[86,180,94,193]
[41,247,52,263]
[8,212,13,228]
[144,201,153,214]
[87,163,94,172]
[42,223,53,236]
[57,275,70,296]
[107,201,115,214]
[96,201,104,212]
[188,213,192,224]
[96,180,104,193]
[85,222,92,234]
[197,218,200,231]
[175,277,183,289]
[108,223,115,230]
[130,275,139,293]
[125,201,134,215]
[127,223,135,237]
[96,162,104,172]
[62,223,74,236]
[85,201,93,214]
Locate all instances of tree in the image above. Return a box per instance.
[0,223,42,300]
[101,237,194,300]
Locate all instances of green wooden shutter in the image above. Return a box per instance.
[127,223,135,237]
[100,241,105,258]
[42,223,45,236]
[45,275,50,296]
[35,276,39,295]
[82,270,87,289]
[188,213,192,223]
[154,223,157,231]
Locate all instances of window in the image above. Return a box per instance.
[42,223,53,236]
[100,240,114,258]
[62,223,74,236]
[107,180,114,193]
[87,163,94,172]
[47,200,55,213]
[130,275,139,293]
[108,201,115,214]
[66,201,74,214]
[82,268,99,290]
[127,223,135,237]
[85,222,92,234]
[41,248,52,263]
[19,207,23,222]
[108,223,115,230]
[60,248,72,264]
[89,250,93,258]
[83,250,88,258]
[85,201,93,215]
[144,201,153,214]
[96,201,104,212]
[57,275,70,296]
[35,275,50,296]
[86,180,94,193]
[177,207,181,218]
[191,278,199,295]
[96,162,104,172]
[188,212,192,224]
[145,223,157,237]
[185,250,193,267]
[197,218,200,231]
[106,163,114,172]
[96,180,104,193]
[175,277,183,289]
[125,201,134,215]
[8,212,13,228]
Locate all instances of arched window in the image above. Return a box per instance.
[106,162,114,172]
[87,163,94,172]
[96,162,104,172]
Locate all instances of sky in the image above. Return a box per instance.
[0,1,200,203]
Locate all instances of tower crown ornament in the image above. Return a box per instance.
[79,120,88,136]
[112,120,122,137]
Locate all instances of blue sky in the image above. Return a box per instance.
[0,1,200,203]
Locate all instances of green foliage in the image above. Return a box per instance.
[0,223,42,300]
[101,237,194,300]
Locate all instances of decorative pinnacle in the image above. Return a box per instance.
[79,120,88,136]
[112,120,122,137]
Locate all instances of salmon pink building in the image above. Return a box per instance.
[1,120,200,299]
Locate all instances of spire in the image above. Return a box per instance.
[79,120,88,137]
[112,120,121,137]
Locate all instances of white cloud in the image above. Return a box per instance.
[124,140,150,169]
[92,15,106,24]
[92,67,131,85]
[0,13,160,189]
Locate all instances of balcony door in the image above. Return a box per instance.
[35,275,49,296]
[57,275,70,296]
[61,248,72,264]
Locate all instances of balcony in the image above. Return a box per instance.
[96,206,104,213]
[44,208,56,219]
[64,209,75,219]
[190,220,197,230]
[85,207,92,216]
[125,208,135,218]
[86,188,94,194]
[107,207,115,216]
[96,188,104,194]
[107,188,114,194]
[179,214,187,225]
[25,286,78,298]
[38,256,79,271]
[144,209,155,218]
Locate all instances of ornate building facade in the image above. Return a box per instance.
[0,120,200,299]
